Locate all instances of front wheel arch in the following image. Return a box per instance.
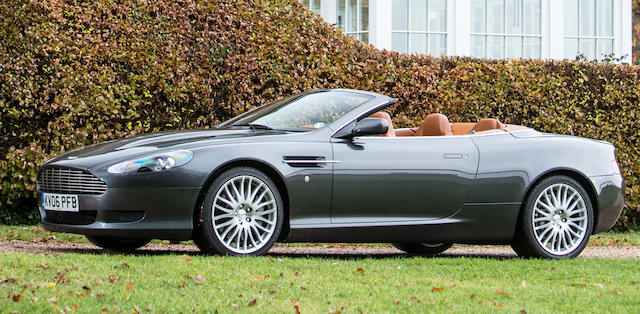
[192,159,290,241]
[518,169,599,235]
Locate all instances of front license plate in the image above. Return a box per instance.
[41,193,79,212]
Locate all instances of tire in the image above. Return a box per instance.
[392,242,453,256]
[511,175,594,259]
[86,236,150,252]
[193,167,284,256]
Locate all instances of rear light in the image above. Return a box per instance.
[612,159,621,174]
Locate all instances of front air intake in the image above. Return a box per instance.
[38,167,107,195]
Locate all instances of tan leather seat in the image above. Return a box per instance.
[472,118,505,132]
[369,112,396,137]
[416,113,452,136]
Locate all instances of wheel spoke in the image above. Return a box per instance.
[214,204,234,214]
[254,209,275,216]
[256,200,275,210]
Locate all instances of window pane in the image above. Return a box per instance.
[410,33,428,54]
[564,38,579,59]
[597,39,613,58]
[506,0,522,34]
[487,0,504,33]
[596,0,612,37]
[470,0,485,33]
[579,38,596,59]
[361,0,369,31]
[337,0,346,30]
[506,36,522,58]
[392,33,408,53]
[349,0,358,32]
[313,0,321,14]
[487,35,504,58]
[429,34,446,56]
[523,37,540,58]
[580,0,596,36]
[523,0,540,34]
[360,32,370,44]
[392,0,408,30]
[302,0,310,7]
[429,0,447,32]
[410,0,427,31]
[471,35,486,57]
[564,0,578,36]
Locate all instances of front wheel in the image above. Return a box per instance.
[86,236,150,252]
[511,175,594,259]
[392,242,452,256]
[193,167,284,256]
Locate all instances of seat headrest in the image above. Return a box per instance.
[472,118,505,132]
[418,113,452,136]
[369,112,395,137]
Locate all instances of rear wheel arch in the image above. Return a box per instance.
[519,169,599,235]
[193,159,290,241]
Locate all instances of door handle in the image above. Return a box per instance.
[443,153,464,159]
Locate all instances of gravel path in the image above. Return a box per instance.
[1,240,639,259]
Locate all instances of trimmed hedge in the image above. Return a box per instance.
[1,0,639,227]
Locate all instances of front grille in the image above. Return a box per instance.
[38,167,107,195]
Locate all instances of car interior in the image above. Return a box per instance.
[368,112,525,137]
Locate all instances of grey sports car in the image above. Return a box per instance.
[38,89,624,258]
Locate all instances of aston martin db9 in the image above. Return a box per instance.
[38,89,624,258]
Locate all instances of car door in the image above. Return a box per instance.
[330,135,479,224]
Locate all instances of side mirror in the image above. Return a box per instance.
[351,118,389,137]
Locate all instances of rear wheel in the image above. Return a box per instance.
[193,167,284,256]
[511,175,593,259]
[392,242,452,256]
[86,236,150,252]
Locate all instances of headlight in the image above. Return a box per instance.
[107,150,193,174]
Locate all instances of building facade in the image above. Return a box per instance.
[301,0,632,61]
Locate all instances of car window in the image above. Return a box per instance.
[222,91,373,131]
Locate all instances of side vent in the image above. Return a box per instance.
[282,156,340,168]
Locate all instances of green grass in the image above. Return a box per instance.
[1,252,639,312]
[2,225,640,247]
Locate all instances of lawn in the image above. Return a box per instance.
[1,251,639,312]
[1,226,639,312]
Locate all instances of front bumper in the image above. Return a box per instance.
[590,174,625,233]
[40,187,201,240]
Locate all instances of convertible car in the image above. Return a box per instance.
[38,89,624,259]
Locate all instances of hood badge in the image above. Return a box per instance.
[67,156,78,159]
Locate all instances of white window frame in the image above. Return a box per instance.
[562,0,615,60]
[337,0,370,43]
[301,0,322,15]
[391,0,448,56]
[469,0,542,58]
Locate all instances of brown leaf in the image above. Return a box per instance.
[82,285,91,292]
[248,299,257,306]
[124,282,135,291]
[38,263,48,269]
[355,268,364,274]
[293,271,299,277]
[612,289,624,295]
[253,275,264,281]
[12,294,22,302]
[294,305,301,314]
[470,294,476,299]
[120,263,130,269]
[133,305,141,313]
[300,286,307,291]
[3,278,16,284]
[71,304,79,311]
[108,275,119,283]
[188,275,206,283]
[496,289,511,297]
[268,290,277,295]
[432,287,444,292]
[328,308,342,314]
[520,310,527,314]
[178,282,187,289]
